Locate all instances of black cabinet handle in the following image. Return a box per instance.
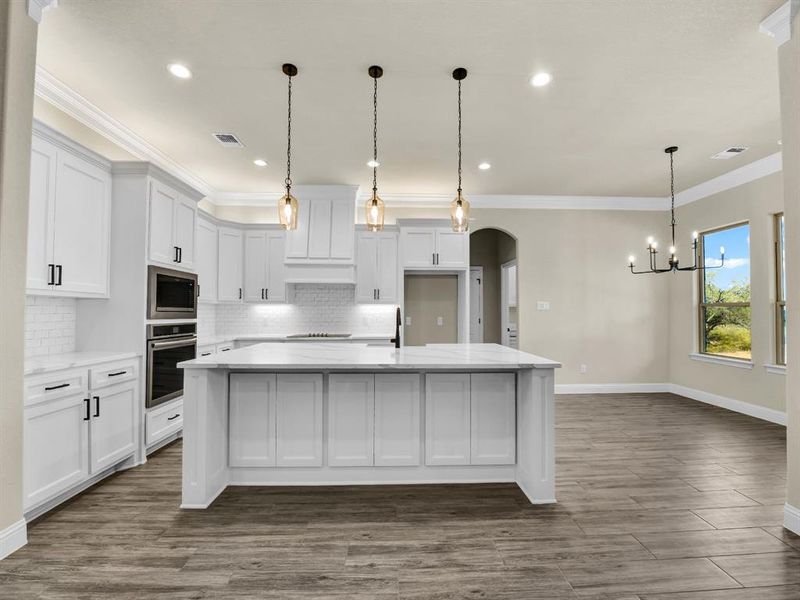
[167,414,180,421]
[266,288,269,300]
[93,396,100,418]
[45,382,70,391]
[221,348,230,352]
[108,371,127,377]
[377,289,380,300]
[197,284,200,298]
[84,398,90,421]
[432,252,435,265]
[178,247,182,263]
[239,288,242,300]
[261,288,264,300]
[55,264,62,285]
[200,352,211,356]
[47,264,55,285]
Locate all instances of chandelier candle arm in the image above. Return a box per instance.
[450,67,470,233]
[278,63,299,230]
[365,65,385,231]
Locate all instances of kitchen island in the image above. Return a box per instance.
[178,343,560,508]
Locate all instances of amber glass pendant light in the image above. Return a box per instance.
[365,65,385,231]
[450,67,470,232]
[278,63,299,230]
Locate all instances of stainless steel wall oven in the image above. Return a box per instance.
[146,323,196,408]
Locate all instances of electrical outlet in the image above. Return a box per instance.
[436,316,444,326]
[579,364,587,374]
[405,316,412,326]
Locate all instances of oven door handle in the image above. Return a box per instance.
[149,338,197,350]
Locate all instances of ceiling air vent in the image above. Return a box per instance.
[710,146,748,160]
[212,132,244,147]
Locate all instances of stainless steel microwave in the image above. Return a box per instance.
[147,265,198,320]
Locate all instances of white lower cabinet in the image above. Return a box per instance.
[229,374,277,467]
[328,374,375,466]
[374,374,421,466]
[470,373,516,465]
[425,373,516,467]
[90,382,138,473]
[145,398,183,447]
[276,374,323,467]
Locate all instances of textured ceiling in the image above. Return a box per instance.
[36,0,784,199]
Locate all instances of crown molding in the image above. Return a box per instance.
[33,119,111,171]
[111,162,205,201]
[27,0,57,23]
[674,152,782,207]
[34,66,214,197]
[759,1,794,46]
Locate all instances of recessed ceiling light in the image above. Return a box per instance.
[530,72,552,87]
[253,159,268,167]
[478,162,491,170]
[167,63,192,79]
[367,159,380,168]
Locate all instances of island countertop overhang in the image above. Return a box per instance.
[178,342,561,371]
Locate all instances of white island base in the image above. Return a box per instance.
[179,343,560,508]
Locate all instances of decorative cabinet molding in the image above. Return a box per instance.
[356,231,398,303]
[27,124,111,298]
[328,374,375,466]
[275,374,323,467]
[285,189,357,264]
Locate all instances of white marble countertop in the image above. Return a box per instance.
[25,351,140,376]
[197,333,393,346]
[179,342,560,371]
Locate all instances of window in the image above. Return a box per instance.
[698,222,751,360]
[775,213,786,365]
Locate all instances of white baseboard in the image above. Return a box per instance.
[555,383,669,394]
[785,503,800,536]
[669,384,787,426]
[554,382,787,426]
[0,518,27,561]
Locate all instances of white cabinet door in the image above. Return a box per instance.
[148,180,179,266]
[27,136,57,292]
[470,373,516,465]
[435,230,468,268]
[355,233,378,302]
[425,373,470,465]
[173,195,197,270]
[243,231,267,302]
[217,227,243,302]
[89,381,137,474]
[401,229,436,268]
[376,232,398,302]
[52,152,110,295]
[276,374,323,467]
[196,218,218,302]
[265,231,287,302]
[229,373,277,467]
[330,198,355,260]
[328,374,374,467]
[374,374,420,466]
[24,393,89,510]
[285,201,311,259]
[307,200,332,259]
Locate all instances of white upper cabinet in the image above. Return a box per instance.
[285,193,355,263]
[401,227,469,270]
[27,126,111,298]
[356,230,398,303]
[148,179,197,271]
[217,227,243,302]
[196,217,218,302]
[244,230,287,303]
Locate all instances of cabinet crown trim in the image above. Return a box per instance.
[112,162,205,202]
[33,120,112,172]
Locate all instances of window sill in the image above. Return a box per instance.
[764,364,786,375]
[689,353,754,370]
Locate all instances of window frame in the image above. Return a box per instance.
[774,212,786,366]
[696,221,751,361]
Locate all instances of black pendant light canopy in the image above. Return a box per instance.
[365,65,385,231]
[451,67,470,232]
[278,63,299,230]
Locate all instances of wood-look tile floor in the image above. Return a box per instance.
[3,392,799,599]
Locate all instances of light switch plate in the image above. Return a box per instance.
[405,316,412,326]
[537,301,550,311]
[436,316,444,326]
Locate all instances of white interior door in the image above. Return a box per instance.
[243,231,267,302]
[501,260,518,347]
[265,232,287,302]
[52,152,110,295]
[374,374,420,466]
[196,218,218,302]
[376,232,398,302]
[276,374,323,467]
[148,180,178,266]
[355,233,378,302]
[229,373,277,467]
[470,373,516,465]
[217,227,243,302]
[89,382,137,474]
[173,196,197,270]
[27,137,57,292]
[328,374,375,466]
[425,373,470,466]
[469,267,484,343]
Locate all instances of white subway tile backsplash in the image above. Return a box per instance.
[25,296,77,358]
[207,284,396,338]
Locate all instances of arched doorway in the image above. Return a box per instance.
[469,228,518,347]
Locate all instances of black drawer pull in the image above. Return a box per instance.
[201,352,211,357]
[45,383,70,391]
[221,348,231,352]
[167,414,180,421]
[108,371,127,377]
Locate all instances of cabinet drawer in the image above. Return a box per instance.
[197,344,215,358]
[89,359,138,390]
[25,369,88,407]
[216,343,233,353]
[146,399,183,446]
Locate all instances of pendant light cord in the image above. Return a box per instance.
[285,73,293,194]
[457,79,462,196]
[373,75,378,197]
[669,150,675,247]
